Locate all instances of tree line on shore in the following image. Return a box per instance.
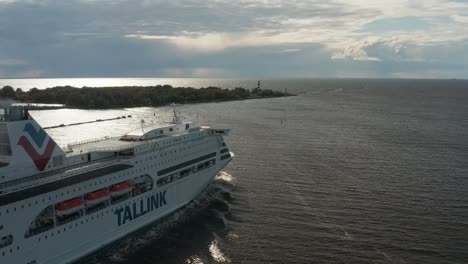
[0,85,291,109]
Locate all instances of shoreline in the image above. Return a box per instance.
[22,94,296,110]
[3,84,294,110]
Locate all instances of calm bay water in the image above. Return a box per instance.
[22,78,468,263]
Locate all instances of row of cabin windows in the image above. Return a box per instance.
[0,146,213,216]
[136,138,213,169]
[137,138,211,160]
[0,135,221,256]
[135,140,213,171]
[220,148,229,154]
[29,184,173,245]
[37,209,111,241]
[134,129,203,152]
[0,137,216,216]
[129,141,216,189]
[221,153,232,160]
[0,164,133,213]
[155,147,211,165]
[138,137,216,173]
[135,141,213,172]
[158,131,205,146]
[157,159,216,187]
[25,175,154,238]
[0,137,209,213]
[0,235,13,250]
[0,235,18,257]
[153,131,213,152]
[131,142,215,177]
[157,152,217,176]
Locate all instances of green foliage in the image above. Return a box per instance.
[8,85,292,109]
[1,86,16,99]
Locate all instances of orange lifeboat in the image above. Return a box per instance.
[110,182,133,196]
[56,198,84,216]
[85,189,110,205]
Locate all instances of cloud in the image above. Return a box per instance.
[0,59,26,66]
[278,49,301,53]
[332,36,468,65]
[15,70,44,78]
[126,32,317,52]
[126,33,236,53]
[362,17,431,32]
[332,38,383,61]
[0,0,468,78]
[159,67,234,78]
[451,14,468,23]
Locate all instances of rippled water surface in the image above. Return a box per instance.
[27,79,468,263]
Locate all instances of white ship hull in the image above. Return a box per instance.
[0,105,234,264]
[44,164,224,264]
[1,152,233,264]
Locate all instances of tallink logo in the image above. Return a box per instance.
[114,191,168,226]
[17,123,56,171]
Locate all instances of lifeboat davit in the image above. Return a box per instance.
[56,199,84,217]
[85,189,110,206]
[110,182,133,196]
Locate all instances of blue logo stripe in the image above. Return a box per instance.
[23,123,47,148]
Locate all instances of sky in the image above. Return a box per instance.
[0,0,467,79]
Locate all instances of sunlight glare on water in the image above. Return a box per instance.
[226,231,240,241]
[185,256,205,264]
[31,106,189,147]
[209,240,231,263]
[215,172,235,183]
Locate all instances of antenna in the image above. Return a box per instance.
[171,103,182,124]
[141,119,145,134]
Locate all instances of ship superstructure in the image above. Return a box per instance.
[0,105,233,264]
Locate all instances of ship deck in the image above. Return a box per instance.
[65,135,169,156]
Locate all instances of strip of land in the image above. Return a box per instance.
[1,85,293,109]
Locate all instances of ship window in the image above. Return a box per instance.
[110,190,131,205]
[25,206,55,238]
[131,174,154,196]
[0,164,133,207]
[85,199,108,215]
[156,159,215,187]
[157,152,216,176]
[0,235,13,249]
[220,148,229,154]
[221,154,231,160]
[156,175,173,187]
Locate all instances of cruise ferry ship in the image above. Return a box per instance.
[0,104,234,264]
